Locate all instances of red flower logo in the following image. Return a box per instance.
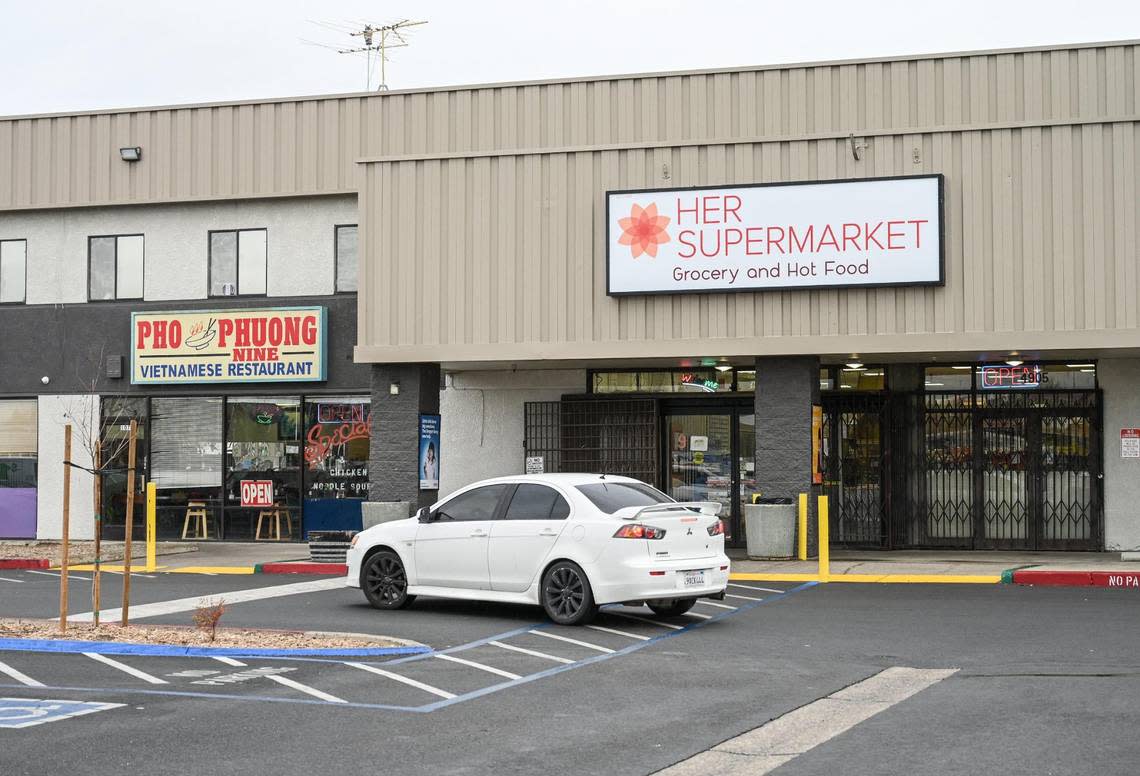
[617,202,671,258]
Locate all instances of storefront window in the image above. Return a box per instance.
[591,369,738,393]
[225,397,301,539]
[302,398,371,535]
[925,366,973,391]
[838,367,886,391]
[151,397,223,540]
[819,368,834,391]
[0,400,38,539]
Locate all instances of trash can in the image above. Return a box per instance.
[744,497,796,560]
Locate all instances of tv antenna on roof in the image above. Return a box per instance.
[303,18,427,91]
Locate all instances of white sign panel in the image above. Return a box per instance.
[1122,429,1140,459]
[690,435,709,452]
[607,175,943,295]
[525,456,545,474]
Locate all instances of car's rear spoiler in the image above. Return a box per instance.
[621,501,723,520]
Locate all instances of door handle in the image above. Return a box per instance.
[470,529,488,537]
[539,528,558,536]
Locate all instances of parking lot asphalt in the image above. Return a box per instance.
[2,570,1138,776]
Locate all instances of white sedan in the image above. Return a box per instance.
[346,473,731,625]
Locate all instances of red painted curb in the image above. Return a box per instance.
[1011,570,1140,589]
[259,562,347,576]
[0,559,51,570]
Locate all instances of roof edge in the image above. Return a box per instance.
[2,38,1137,122]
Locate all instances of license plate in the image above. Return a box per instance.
[681,570,707,588]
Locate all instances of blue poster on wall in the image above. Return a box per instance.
[419,414,441,491]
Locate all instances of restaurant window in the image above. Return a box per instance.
[0,239,27,304]
[210,228,267,296]
[819,368,834,391]
[0,400,38,539]
[88,235,144,301]
[225,397,301,539]
[150,397,223,540]
[335,225,358,293]
[302,398,371,533]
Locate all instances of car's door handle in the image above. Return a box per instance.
[470,530,488,537]
[539,529,558,536]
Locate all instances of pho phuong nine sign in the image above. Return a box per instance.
[607,175,943,295]
[131,307,327,384]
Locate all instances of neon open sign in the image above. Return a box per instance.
[980,365,1043,389]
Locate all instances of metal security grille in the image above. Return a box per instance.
[524,399,659,485]
[823,390,1102,550]
[821,394,888,547]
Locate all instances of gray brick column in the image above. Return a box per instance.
[369,363,441,512]
[754,356,821,555]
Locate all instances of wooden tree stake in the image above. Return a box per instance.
[121,419,138,627]
[59,424,72,633]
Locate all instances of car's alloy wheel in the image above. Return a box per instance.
[541,561,597,625]
[647,598,697,617]
[362,550,416,610]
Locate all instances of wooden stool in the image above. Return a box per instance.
[181,502,209,539]
[255,505,293,541]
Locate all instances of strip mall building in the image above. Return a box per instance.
[1,40,1138,555]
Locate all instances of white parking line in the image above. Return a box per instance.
[586,624,651,641]
[488,641,575,664]
[696,600,738,610]
[266,674,346,703]
[73,577,345,622]
[26,570,60,578]
[213,656,245,666]
[83,653,168,684]
[529,630,615,654]
[683,611,712,620]
[724,593,764,602]
[434,653,522,680]
[344,661,457,700]
[0,659,45,687]
[0,576,25,583]
[728,583,786,594]
[657,667,958,775]
[603,610,685,630]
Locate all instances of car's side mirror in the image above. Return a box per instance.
[416,507,433,523]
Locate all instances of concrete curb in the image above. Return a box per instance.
[0,637,431,658]
[0,559,51,570]
[1006,569,1140,589]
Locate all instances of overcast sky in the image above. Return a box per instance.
[1,0,1137,115]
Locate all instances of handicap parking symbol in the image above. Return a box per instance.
[0,698,125,729]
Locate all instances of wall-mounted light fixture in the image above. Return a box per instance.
[845,361,864,370]
[389,381,400,396]
[1005,359,1024,367]
[119,146,142,162]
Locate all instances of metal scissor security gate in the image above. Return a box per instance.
[822,390,1102,550]
[523,399,659,485]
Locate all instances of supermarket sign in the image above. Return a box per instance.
[131,307,326,384]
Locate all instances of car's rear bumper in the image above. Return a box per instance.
[589,554,730,605]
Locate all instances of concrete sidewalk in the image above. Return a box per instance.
[729,549,1132,577]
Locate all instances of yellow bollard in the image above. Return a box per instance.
[797,493,808,561]
[146,482,157,572]
[817,494,830,582]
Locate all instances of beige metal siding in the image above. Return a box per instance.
[356,119,1140,363]
[1,42,1137,211]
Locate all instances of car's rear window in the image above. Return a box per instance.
[575,482,673,514]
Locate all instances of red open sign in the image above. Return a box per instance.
[240,480,274,508]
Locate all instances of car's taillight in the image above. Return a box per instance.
[613,523,666,540]
[707,519,725,537]
[350,534,360,548]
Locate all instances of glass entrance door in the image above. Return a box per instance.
[665,410,753,545]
